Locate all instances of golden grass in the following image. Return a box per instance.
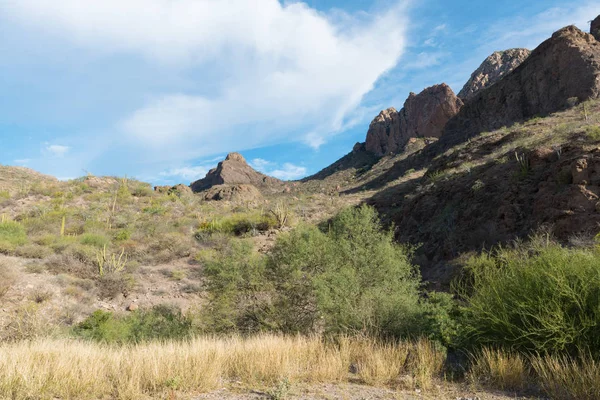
[531,354,600,400]
[468,348,530,392]
[0,335,445,400]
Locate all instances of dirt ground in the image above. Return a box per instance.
[194,382,538,400]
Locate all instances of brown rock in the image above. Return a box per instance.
[365,84,463,156]
[592,15,600,41]
[364,108,402,156]
[190,153,281,192]
[202,184,263,202]
[126,303,139,312]
[444,26,600,146]
[458,49,531,101]
[572,158,590,185]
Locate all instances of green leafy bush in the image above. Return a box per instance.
[80,233,111,248]
[457,238,600,355]
[73,305,193,343]
[0,220,28,253]
[202,205,448,340]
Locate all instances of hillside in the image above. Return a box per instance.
[2,13,600,400]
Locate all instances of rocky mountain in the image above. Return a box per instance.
[365,84,463,156]
[443,25,600,146]
[458,48,531,101]
[190,152,281,193]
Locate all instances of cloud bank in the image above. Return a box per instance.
[5,0,409,164]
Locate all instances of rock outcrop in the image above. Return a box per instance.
[458,49,531,101]
[201,184,263,202]
[364,108,403,156]
[592,15,600,41]
[190,153,280,193]
[365,84,463,156]
[443,25,600,146]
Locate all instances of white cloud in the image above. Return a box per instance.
[402,52,445,70]
[45,144,70,157]
[6,0,409,161]
[249,158,273,170]
[270,163,307,181]
[160,166,210,181]
[250,159,307,181]
[14,159,31,165]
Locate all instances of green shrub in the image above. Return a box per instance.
[73,305,193,343]
[268,205,424,337]
[457,239,600,355]
[196,212,277,237]
[0,220,28,248]
[202,205,446,340]
[80,233,110,248]
[200,239,271,333]
[14,244,52,259]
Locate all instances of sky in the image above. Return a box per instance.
[1,0,599,184]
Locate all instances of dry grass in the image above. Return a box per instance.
[468,348,531,392]
[0,260,16,298]
[0,335,445,400]
[532,354,600,400]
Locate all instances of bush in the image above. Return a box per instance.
[457,238,600,355]
[202,205,446,339]
[268,205,423,337]
[0,260,16,298]
[0,220,28,252]
[80,233,111,248]
[73,305,193,343]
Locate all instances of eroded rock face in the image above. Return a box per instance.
[202,184,263,202]
[444,26,600,146]
[365,84,463,156]
[458,49,531,101]
[364,108,402,156]
[592,15,600,41]
[401,84,464,139]
[190,152,280,193]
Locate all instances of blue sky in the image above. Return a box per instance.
[1,0,599,184]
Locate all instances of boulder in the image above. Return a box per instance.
[202,184,263,202]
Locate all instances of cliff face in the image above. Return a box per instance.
[365,84,463,156]
[592,15,600,41]
[458,49,531,101]
[190,153,280,193]
[443,26,600,146]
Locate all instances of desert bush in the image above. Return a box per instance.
[0,220,28,253]
[202,205,448,340]
[267,205,424,337]
[96,273,134,299]
[457,238,600,355]
[14,244,52,259]
[80,233,111,248]
[196,212,278,237]
[0,260,16,298]
[73,305,193,343]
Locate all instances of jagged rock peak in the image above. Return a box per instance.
[592,15,600,41]
[443,24,600,146]
[190,153,280,193]
[365,84,463,156]
[458,48,531,101]
[225,152,246,163]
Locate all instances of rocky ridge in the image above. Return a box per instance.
[458,48,531,101]
[365,84,463,156]
[443,25,600,146]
